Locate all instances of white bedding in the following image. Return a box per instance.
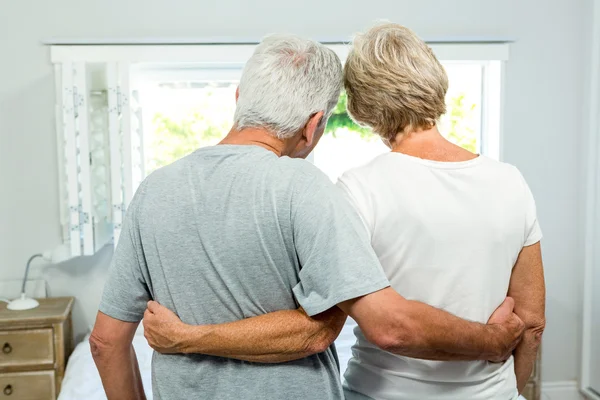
[58,334,154,400]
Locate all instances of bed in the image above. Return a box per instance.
[57,333,154,400]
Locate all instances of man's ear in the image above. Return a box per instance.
[304,111,325,146]
[235,87,240,103]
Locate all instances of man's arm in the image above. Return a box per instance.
[90,312,146,400]
[507,242,546,392]
[339,287,524,362]
[143,302,347,363]
[144,291,523,363]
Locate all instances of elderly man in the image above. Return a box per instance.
[91,34,524,400]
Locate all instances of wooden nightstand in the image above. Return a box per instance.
[0,297,74,400]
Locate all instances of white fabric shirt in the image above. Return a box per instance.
[338,152,542,400]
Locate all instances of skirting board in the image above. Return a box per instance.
[541,381,583,400]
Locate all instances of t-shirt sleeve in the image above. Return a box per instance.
[98,183,151,322]
[291,170,390,316]
[517,169,543,246]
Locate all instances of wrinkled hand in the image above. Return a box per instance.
[143,301,188,354]
[487,297,525,362]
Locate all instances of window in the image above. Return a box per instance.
[51,42,507,373]
[137,76,239,174]
[133,61,499,184]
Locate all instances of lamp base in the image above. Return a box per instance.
[7,294,39,311]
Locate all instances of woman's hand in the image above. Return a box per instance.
[143,301,190,354]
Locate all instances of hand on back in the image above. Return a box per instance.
[487,297,525,362]
[143,301,188,354]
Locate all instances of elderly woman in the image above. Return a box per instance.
[141,26,544,400]
[337,24,545,400]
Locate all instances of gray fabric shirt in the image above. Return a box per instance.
[99,145,389,400]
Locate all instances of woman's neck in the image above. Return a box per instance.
[390,126,478,162]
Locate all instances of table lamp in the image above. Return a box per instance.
[7,245,71,311]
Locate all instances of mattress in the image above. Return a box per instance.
[58,334,153,400]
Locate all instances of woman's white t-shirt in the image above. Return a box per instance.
[337,152,542,400]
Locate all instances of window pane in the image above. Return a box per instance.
[140,81,237,174]
[314,92,387,182]
[439,63,484,154]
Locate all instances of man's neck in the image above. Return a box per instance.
[219,128,291,157]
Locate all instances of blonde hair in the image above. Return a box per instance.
[344,23,448,141]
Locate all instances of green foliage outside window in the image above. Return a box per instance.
[324,92,373,139]
[325,91,479,153]
[147,90,478,173]
[441,94,478,153]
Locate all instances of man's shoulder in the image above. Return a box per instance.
[140,148,217,192]
[134,163,178,201]
[137,151,337,207]
[275,156,335,189]
[129,154,196,211]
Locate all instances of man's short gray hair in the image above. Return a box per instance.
[234,34,343,139]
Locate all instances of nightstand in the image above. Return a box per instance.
[0,297,74,400]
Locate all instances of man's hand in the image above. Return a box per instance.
[143,301,189,353]
[486,297,525,362]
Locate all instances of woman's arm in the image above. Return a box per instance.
[507,242,546,393]
[143,302,347,363]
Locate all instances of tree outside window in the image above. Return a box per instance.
[145,86,479,175]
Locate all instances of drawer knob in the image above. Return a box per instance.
[1,343,11,354]
[3,384,12,396]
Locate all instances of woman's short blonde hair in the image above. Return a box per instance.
[344,23,448,141]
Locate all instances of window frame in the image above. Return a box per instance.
[581,0,600,398]
[50,42,509,257]
[50,43,509,64]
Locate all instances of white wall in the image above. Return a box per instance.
[0,0,589,384]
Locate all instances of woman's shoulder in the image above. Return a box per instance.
[477,156,525,180]
[339,152,395,181]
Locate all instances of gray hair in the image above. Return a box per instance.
[234,34,343,139]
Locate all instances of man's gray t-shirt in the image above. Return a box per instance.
[99,145,389,400]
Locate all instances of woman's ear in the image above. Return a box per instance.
[235,87,240,103]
